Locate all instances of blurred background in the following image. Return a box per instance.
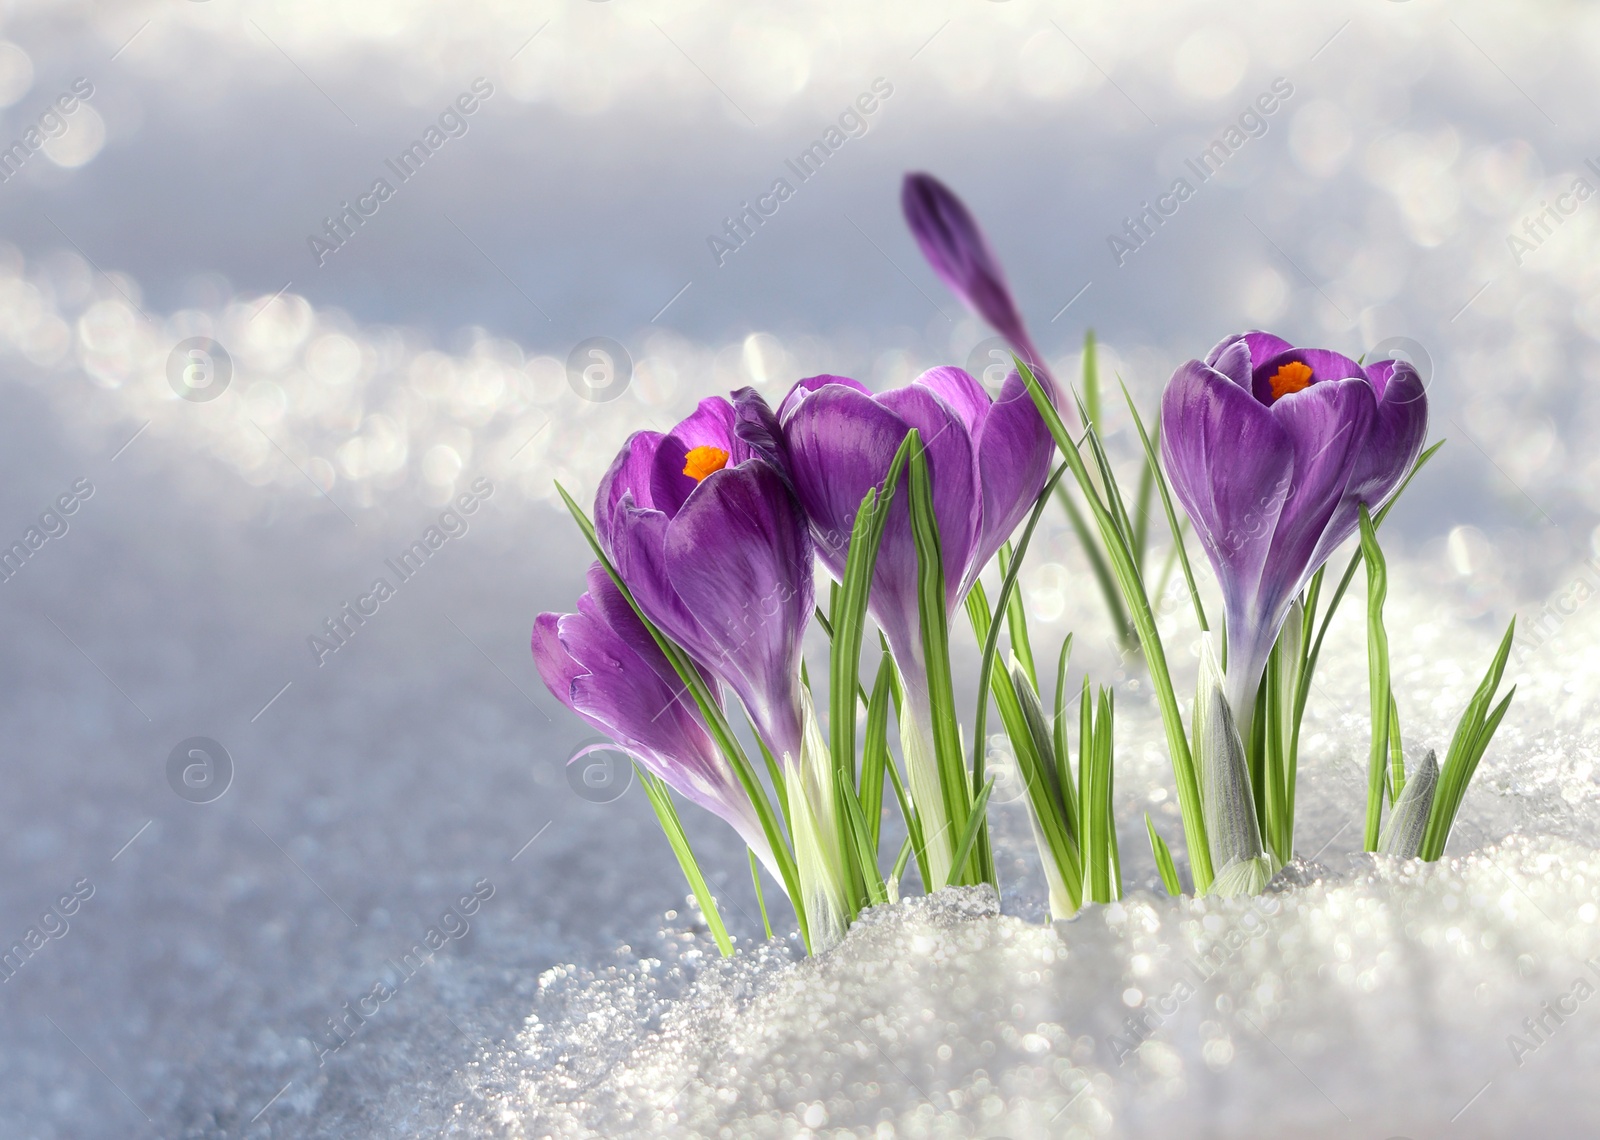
[1,0,1597,1135]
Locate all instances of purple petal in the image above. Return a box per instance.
[1255,377,1376,631]
[1204,336,1255,389]
[595,431,664,549]
[1306,363,1428,573]
[781,384,923,649]
[901,173,1040,363]
[533,574,767,856]
[607,496,701,651]
[1352,362,1427,505]
[663,460,813,759]
[1161,359,1295,633]
[731,386,791,478]
[777,373,869,422]
[877,382,983,609]
[1206,331,1295,373]
[914,365,990,436]
[968,367,1056,582]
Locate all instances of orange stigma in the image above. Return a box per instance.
[682,445,729,482]
[1269,360,1314,401]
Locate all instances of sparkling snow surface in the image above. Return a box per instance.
[3,0,1600,1137]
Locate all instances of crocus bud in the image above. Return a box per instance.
[1010,656,1076,921]
[901,173,1035,360]
[1378,749,1439,859]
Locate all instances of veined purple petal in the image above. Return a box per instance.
[1161,359,1295,620]
[533,570,753,839]
[968,367,1056,582]
[778,373,869,422]
[596,431,665,549]
[731,386,792,482]
[914,365,990,436]
[663,460,814,760]
[1204,337,1254,389]
[1206,331,1294,374]
[608,496,702,651]
[902,173,1037,362]
[877,381,982,610]
[1306,361,1428,573]
[1254,377,1375,631]
[781,383,924,651]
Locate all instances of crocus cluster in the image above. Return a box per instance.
[537,168,1461,949]
[535,363,1058,943]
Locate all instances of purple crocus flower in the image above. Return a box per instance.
[902,172,1046,376]
[594,392,816,769]
[771,365,1056,885]
[1161,331,1428,728]
[533,563,778,879]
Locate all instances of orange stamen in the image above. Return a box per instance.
[682,445,730,482]
[1269,360,1314,401]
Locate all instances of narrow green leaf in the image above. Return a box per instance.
[999,543,1039,689]
[1147,814,1183,895]
[748,849,773,941]
[1082,328,1101,432]
[907,433,981,886]
[890,833,915,887]
[948,776,997,885]
[1358,504,1391,851]
[1055,485,1135,649]
[968,593,1083,911]
[1052,634,1079,844]
[1018,360,1213,891]
[970,466,1069,794]
[1388,691,1405,804]
[859,657,894,852]
[639,770,734,957]
[1298,440,1445,732]
[1122,382,1208,633]
[1420,619,1516,860]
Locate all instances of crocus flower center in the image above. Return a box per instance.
[682,445,730,482]
[1268,361,1314,402]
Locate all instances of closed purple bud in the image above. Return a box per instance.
[902,172,1044,370]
